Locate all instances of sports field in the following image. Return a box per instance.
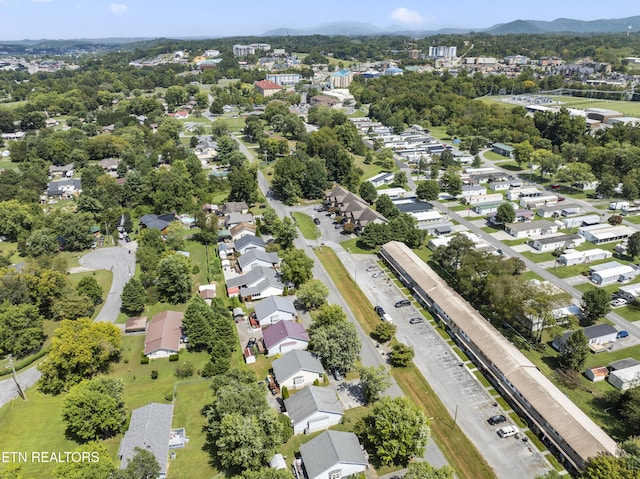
[480,95,640,117]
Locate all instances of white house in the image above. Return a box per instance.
[589,261,640,285]
[460,185,487,198]
[578,224,635,244]
[378,187,408,199]
[488,181,512,192]
[608,364,640,390]
[561,214,601,229]
[618,284,640,303]
[505,220,558,239]
[253,296,296,327]
[285,386,344,434]
[530,234,584,252]
[367,172,395,187]
[520,194,559,209]
[234,235,266,255]
[465,193,504,205]
[272,350,325,390]
[262,320,309,357]
[553,324,618,352]
[299,431,367,479]
[144,311,184,359]
[557,248,612,266]
[237,250,279,272]
[225,212,254,229]
[537,203,582,218]
[506,187,542,201]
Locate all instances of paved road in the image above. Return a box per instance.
[0,366,41,408]
[79,244,137,322]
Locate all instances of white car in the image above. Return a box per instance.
[497,425,519,438]
[611,299,628,308]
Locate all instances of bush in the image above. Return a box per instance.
[277,411,293,442]
[140,355,150,365]
[313,379,320,386]
[192,265,200,274]
[283,286,289,296]
[201,361,216,378]
[175,361,194,378]
[169,354,179,362]
[281,386,289,399]
[151,370,158,380]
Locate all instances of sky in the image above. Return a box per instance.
[0,0,639,41]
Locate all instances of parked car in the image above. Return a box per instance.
[372,272,385,278]
[409,317,424,324]
[611,298,627,307]
[374,305,385,317]
[558,196,565,202]
[366,266,377,272]
[488,415,506,425]
[395,299,411,308]
[617,330,630,339]
[313,217,321,225]
[497,425,519,438]
[334,224,342,229]
[332,369,344,381]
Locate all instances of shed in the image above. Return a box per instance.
[270,454,286,470]
[585,366,608,382]
[610,358,640,371]
[492,143,515,158]
[608,364,640,390]
[233,307,245,321]
[125,316,148,334]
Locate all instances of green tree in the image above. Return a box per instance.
[622,176,639,201]
[309,320,361,372]
[416,180,440,201]
[50,211,95,251]
[120,447,161,479]
[361,396,430,466]
[581,288,611,326]
[374,321,397,342]
[390,343,415,368]
[513,140,534,167]
[555,162,595,188]
[24,228,59,257]
[37,318,121,394]
[359,365,391,404]
[183,295,214,351]
[156,254,192,304]
[359,181,378,205]
[495,202,516,225]
[51,289,95,321]
[376,194,399,219]
[392,171,408,188]
[404,462,455,479]
[596,173,618,198]
[295,279,329,310]
[62,377,126,441]
[121,278,146,315]
[76,276,103,305]
[228,164,258,204]
[628,232,640,259]
[273,216,298,249]
[53,442,117,479]
[279,248,314,288]
[440,167,462,196]
[311,304,348,328]
[0,302,44,358]
[558,329,589,372]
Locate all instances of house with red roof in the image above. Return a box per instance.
[254,79,282,97]
[262,320,309,357]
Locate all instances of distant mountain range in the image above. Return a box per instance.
[263,16,640,36]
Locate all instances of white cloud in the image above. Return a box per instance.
[390,7,425,25]
[109,3,128,14]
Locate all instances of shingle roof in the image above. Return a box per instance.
[255,79,282,91]
[262,320,309,350]
[254,296,296,320]
[237,249,279,270]
[226,266,279,289]
[272,350,324,383]
[300,431,366,479]
[144,311,184,355]
[234,235,266,251]
[118,403,173,475]
[284,386,343,427]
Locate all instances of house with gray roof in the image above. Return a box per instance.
[46,178,82,199]
[223,201,249,215]
[272,349,324,390]
[299,430,367,479]
[254,295,296,327]
[553,324,618,353]
[225,212,254,229]
[285,386,344,434]
[225,266,284,301]
[237,249,279,272]
[118,403,173,478]
[234,235,266,255]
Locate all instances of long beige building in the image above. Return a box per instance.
[378,241,617,471]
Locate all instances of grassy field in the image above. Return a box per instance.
[315,247,496,479]
[480,95,640,117]
[483,150,508,161]
[292,212,319,240]
[340,237,377,255]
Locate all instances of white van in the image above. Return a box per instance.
[609,201,630,210]
[497,425,518,438]
[382,313,393,323]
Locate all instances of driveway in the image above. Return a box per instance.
[79,243,136,322]
[0,366,41,408]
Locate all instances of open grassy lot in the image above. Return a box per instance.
[483,150,507,161]
[520,251,556,263]
[480,95,640,117]
[340,237,377,255]
[292,212,318,240]
[315,247,496,479]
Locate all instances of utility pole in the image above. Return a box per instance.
[6,355,26,400]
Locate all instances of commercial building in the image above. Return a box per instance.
[266,73,301,86]
[378,241,617,471]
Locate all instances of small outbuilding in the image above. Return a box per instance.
[125,316,147,334]
[585,366,609,382]
[608,364,640,390]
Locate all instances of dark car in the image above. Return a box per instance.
[332,369,344,381]
[488,415,507,425]
[409,317,424,324]
[313,217,321,225]
[374,305,385,317]
[394,299,411,308]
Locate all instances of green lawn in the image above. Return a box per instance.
[352,154,388,181]
[292,212,319,240]
[426,126,450,141]
[502,238,529,246]
[340,237,377,255]
[520,251,556,263]
[0,158,20,170]
[614,305,640,322]
[67,269,113,319]
[483,150,508,161]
